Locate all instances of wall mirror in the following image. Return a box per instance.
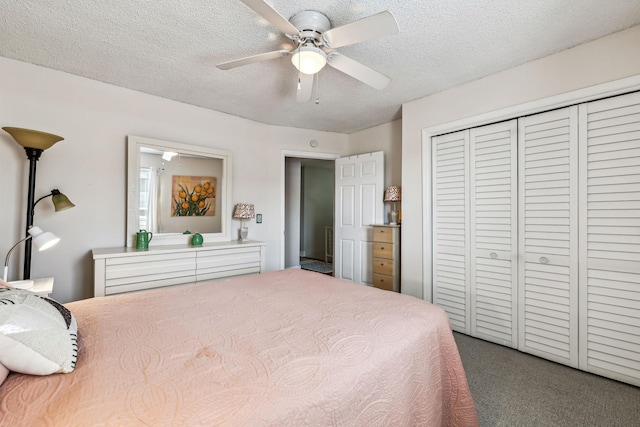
[127,135,232,246]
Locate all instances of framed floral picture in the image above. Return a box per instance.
[171,175,216,216]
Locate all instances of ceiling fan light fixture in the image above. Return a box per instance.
[291,45,327,75]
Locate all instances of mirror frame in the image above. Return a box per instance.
[127,135,233,246]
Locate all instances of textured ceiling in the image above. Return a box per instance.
[1,0,640,133]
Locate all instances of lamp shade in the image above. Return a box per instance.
[291,45,327,75]
[384,186,401,202]
[2,127,64,151]
[233,203,255,219]
[51,190,75,212]
[4,226,60,282]
[29,226,60,251]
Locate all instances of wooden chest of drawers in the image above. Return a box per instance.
[372,225,400,292]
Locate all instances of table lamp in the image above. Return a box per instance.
[3,226,60,288]
[384,186,401,225]
[233,203,255,241]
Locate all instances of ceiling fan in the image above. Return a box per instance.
[216,0,400,103]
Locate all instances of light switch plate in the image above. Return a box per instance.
[256,214,262,223]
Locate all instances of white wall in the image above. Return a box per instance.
[0,57,349,303]
[402,25,640,299]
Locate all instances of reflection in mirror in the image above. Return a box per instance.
[139,149,222,234]
[127,136,232,246]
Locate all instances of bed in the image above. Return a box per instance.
[0,269,477,426]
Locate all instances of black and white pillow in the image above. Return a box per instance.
[0,288,78,376]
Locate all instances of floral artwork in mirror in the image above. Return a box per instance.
[171,176,216,217]
[127,135,232,247]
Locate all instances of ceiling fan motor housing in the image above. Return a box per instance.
[289,10,331,44]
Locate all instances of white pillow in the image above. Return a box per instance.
[0,288,78,375]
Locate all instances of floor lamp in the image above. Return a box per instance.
[3,127,75,279]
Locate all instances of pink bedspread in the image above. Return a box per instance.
[0,269,477,426]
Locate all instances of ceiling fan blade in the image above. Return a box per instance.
[296,72,314,103]
[327,53,390,90]
[217,49,289,70]
[239,0,300,35]
[322,11,399,48]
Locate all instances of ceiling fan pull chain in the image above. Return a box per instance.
[297,49,302,90]
[315,72,320,104]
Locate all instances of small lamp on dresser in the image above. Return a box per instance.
[233,203,255,241]
[384,186,401,225]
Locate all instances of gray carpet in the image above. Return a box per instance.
[454,332,640,426]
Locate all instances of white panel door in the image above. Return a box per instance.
[518,106,579,367]
[579,91,640,386]
[470,120,518,347]
[334,152,384,284]
[432,130,470,334]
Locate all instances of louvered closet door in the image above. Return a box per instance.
[470,120,518,347]
[578,91,640,386]
[432,130,470,333]
[518,106,579,367]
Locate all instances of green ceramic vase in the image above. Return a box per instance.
[191,233,203,246]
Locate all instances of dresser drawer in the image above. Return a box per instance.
[373,226,396,243]
[373,273,398,292]
[373,242,394,259]
[373,257,395,276]
[104,252,197,295]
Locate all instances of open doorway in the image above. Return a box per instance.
[281,150,385,283]
[283,153,337,275]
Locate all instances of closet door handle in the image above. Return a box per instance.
[539,257,549,264]
[490,252,498,259]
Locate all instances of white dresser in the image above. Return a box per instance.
[93,240,266,297]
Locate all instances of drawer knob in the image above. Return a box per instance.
[490,252,498,259]
[380,246,384,250]
[539,257,549,264]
